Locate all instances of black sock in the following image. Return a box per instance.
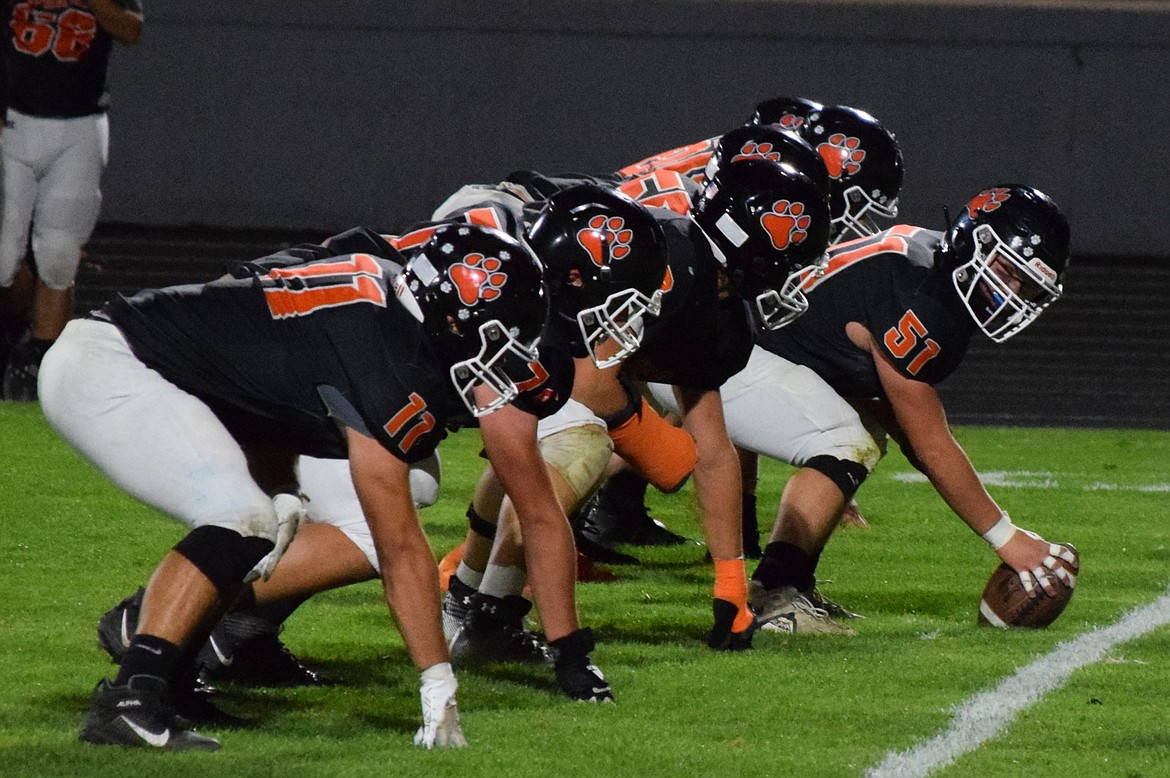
[751,541,817,592]
[742,493,760,556]
[116,635,183,685]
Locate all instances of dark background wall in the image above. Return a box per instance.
[104,1,1170,256]
[81,1,1169,429]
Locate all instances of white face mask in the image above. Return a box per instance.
[951,224,1062,343]
[448,319,541,418]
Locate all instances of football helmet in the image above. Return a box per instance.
[692,158,832,330]
[748,96,825,132]
[393,223,549,417]
[526,184,668,368]
[942,184,1070,343]
[701,125,830,198]
[799,104,904,243]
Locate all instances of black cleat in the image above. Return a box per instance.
[79,675,221,751]
[2,338,49,403]
[548,627,614,702]
[706,598,757,651]
[198,613,322,687]
[97,588,144,664]
[574,489,693,548]
[449,594,550,665]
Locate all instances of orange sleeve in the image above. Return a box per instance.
[608,398,697,493]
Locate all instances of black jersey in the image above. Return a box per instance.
[3,0,141,118]
[757,225,976,399]
[96,227,567,462]
[620,211,754,391]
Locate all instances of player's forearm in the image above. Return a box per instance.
[85,0,144,45]
[375,524,449,671]
[692,433,743,559]
[915,437,1003,536]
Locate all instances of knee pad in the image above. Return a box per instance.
[173,525,274,598]
[466,503,497,540]
[30,228,84,289]
[609,397,696,493]
[803,455,871,502]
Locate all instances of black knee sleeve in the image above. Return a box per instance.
[466,504,497,540]
[172,525,273,599]
[803,455,870,501]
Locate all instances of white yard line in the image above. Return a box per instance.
[865,585,1170,778]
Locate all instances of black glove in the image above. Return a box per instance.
[706,598,757,651]
[548,627,614,703]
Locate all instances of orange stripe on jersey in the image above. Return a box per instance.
[389,226,438,252]
[618,170,693,216]
[464,207,506,231]
[616,136,719,183]
[798,225,927,292]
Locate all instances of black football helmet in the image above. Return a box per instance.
[526,184,668,368]
[393,223,549,417]
[692,158,832,330]
[701,125,830,199]
[799,104,904,243]
[748,96,825,132]
[941,184,1070,343]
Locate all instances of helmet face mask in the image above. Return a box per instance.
[526,185,669,368]
[393,224,548,417]
[799,105,904,243]
[575,285,663,368]
[835,183,900,243]
[446,318,542,417]
[945,185,1069,343]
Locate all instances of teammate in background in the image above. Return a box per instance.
[41,224,575,751]
[0,0,143,401]
[652,185,1080,633]
[471,157,834,650]
[583,99,904,555]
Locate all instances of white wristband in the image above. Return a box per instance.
[982,514,1018,549]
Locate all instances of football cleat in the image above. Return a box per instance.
[97,587,144,664]
[448,593,550,665]
[806,585,864,620]
[198,613,323,687]
[706,598,757,651]
[1,338,49,402]
[79,675,221,751]
[748,582,856,635]
[574,489,693,548]
[548,627,614,703]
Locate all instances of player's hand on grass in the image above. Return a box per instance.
[549,628,614,702]
[414,662,467,749]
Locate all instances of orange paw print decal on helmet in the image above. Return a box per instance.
[966,187,1012,219]
[731,141,783,164]
[771,113,805,131]
[760,200,812,250]
[449,252,508,305]
[817,133,866,179]
[577,215,634,267]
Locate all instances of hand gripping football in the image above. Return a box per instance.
[977,543,1079,628]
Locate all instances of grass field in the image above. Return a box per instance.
[1,402,1168,777]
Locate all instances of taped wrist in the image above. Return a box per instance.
[173,525,274,599]
[982,514,1018,549]
[713,557,753,633]
[465,503,497,540]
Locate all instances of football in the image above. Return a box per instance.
[977,544,1079,628]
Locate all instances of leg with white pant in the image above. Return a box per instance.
[40,319,282,714]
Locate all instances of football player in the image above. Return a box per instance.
[650,184,1081,632]
[442,156,833,652]
[41,223,570,750]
